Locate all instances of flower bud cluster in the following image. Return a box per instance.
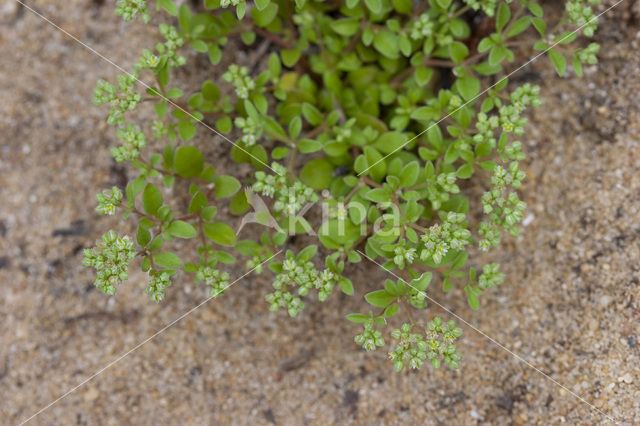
[234,115,262,147]
[158,24,186,67]
[566,0,600,37]
[145,271,172,303]
[93,74,141,126]
[222,65,256,100]
[196,266,231,297]
[354,319,385,352]
[478,263,505,289]
[95,186,123,216]
[220,0,244,7]
[410,13,435,40]
[253,163,318,216]
[82,230,136,295]
[112,123,146,162]
[115,0,150,23]
[420,212,472,264]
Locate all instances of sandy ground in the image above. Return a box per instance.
[1,1,639,425]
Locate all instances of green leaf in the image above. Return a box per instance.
[399,161,419,187]
[201,206,217,221]
[449,41,468,63]
[301,103,323,126]
[528,2,543,17]
[201,80,220,101]
[215,175,241,198]
[178,4,191,33]
[189,192,207,213]
[365,289,395,308]
[177,120,197,141]
[363,146,386,183]
[346,313,370,323]
[331,18,361,36]
[216,116,232,133]
[414,67,434,86]
[465,285,480,310]
[157,0,178,16]
[364,188,389,203]
[496,2,511,32]
[166,87,183,98]
[364,0,382,14]
[251,2,278,27]
[339,277,354,295]
[296,245,317,262]
[143,183,162,216]
[506,16,531,38]
[456,163,474,179]
[411,272,432,291]
[272,146,290,159]
[373,29,399,59]
[167,220,197,238]
[301,159,333,190]
[548,49,566,75]
[288,116,302,140]
[281,49,301,67]
[298,138,323,153]
[457,74,480,101]
[254,0,270,10]
[373,131,406,154]
[203,222,237,246]
[229,190,250,215]
[384,303,399,317]
[174,146,204,178]
[137,226,151,246]
[153,252,184,268]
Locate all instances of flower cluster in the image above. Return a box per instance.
[95,186,123,216]
[134,49,160,71]
[425,172,459,210]
[576,42,600,65]
[425,317,463,369]
[93,74,141,126]
[388,323,429,371]
[82,230,136,295]
[158,24,186,67]
[315,268,337,302]
[246,254,266,274]
[266,254,317,316]
[253,163,318,216]
[220,0,244,7]
[234,115,262,146]
[196,266,231,297]
[490,162,526,190]
[393,244,417,269]
[111,123,146,162]
[145,271,172,302]
[354,318,385,352]
[115,0,150,23]
[566,0,601,37]
[409,13,434,40]
[478,263,505,289]
[222,65,256,100]
[420,212,472,264]
[462,0,500,17]
[478,221,501,251]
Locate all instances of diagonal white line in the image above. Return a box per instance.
[12,0,280,175]
[358,0,626,177]
[357,250,619,425]
[17,250,282,426]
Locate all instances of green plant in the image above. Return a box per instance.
[87,0,602,371]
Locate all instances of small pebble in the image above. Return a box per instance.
[618,374,633,384]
